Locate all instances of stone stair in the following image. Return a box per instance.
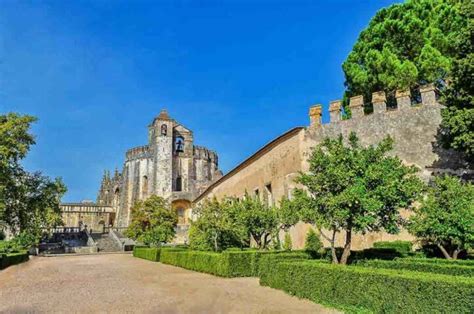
[91,233,122,252]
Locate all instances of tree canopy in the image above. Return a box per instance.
[293,132,423,264]
[189,197,246,251]
[0,113,66,235]
[440,1,474,161]
[342,0,467,100]
[125,195,177,246]
[407,175,474,259]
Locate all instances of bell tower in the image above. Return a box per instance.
[149,109,174,198]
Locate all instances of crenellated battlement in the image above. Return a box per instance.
[194,145,218,162]
[309,84,438,126]
[125,145,150,161]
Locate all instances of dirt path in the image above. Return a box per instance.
[0,254,338,313]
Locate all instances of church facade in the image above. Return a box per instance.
[96,110,222,232]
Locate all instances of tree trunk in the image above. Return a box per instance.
[453,248,461,260]
[437,243,452,259]
[262,233,270,249]
[339,227,352,265]
[213,233,218,252]
[330,229,339,264]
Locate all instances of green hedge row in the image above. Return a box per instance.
[133,247,161,262]
[358,259,474,277]
[401,257,474,266]
[160,250,228,276]
[259,259,474,313]
[159,249,311,277]
[373,241,412,255]
[0,251,29,269]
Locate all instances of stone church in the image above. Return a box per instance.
[96,110,222,232]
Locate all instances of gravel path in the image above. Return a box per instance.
[0,253,338,313]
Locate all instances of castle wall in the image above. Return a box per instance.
[195,128,304,205]
[193,85,468,250]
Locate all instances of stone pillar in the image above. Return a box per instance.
[396,89,411,110]
[372,91,386,114]
[420,83,437,106]
[349,95,364,118]
[309,105,322,127]
[329,100,341,123]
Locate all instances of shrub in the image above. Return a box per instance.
[305,228,322,258]
[373,241,412,255]
[160,250,227,276]
[322,247,403,263]
[0,251,29,269]
[160,249,311,277]
[401,257,474,266]
[358,259,474,277]
[260,260,474,313]
[133,246,161,262]
[282,233,292,251]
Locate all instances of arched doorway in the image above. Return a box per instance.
[171,199,191,225]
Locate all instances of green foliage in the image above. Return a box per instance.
[407,175,474,259]
[401,257,474,266]
[305,228,323,257]
[235,194,279,249]
[189,197,246,252]
[125,195,177,246]
[160,249,310,278]
[160,249,229,276]
[440,1,474,160]
[259,259,474,313]
[358,259,474,277]
[282,232,292,251]
[0,251,29,269]
[0,113,66,234]
[132,246,161,262]
[342,0,467,102]
[294,132,423,264]
[277,197,301,231]
[373,240,413,255]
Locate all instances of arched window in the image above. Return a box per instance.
[175,136,184,153]
[142,175,148,199]
[161,124,167,136]
[176,176,182,192]
[177,207,185,224]
[113,188,120,207]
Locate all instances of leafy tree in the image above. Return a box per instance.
[278,197,302,231]
[440,1,474,161]
[342,0,468,109]
[0,113,66,234]
[283,232,292,251]
[294,132,423,264]
[126,195,177,246]
[305,228,323,256]
[236,194,279,250]
[407,175,474,259]
[189,197,245,252]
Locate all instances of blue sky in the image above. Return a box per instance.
[1,0,400,202]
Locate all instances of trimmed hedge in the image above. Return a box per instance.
[0,251,29,269]
[358,259,474,277]
[159,249,311,277]
[160,250,228,276]
[133,247,161,262]
[260,259,474,313]
[401,257,474,266]
[373,241,412,255]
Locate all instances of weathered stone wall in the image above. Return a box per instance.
[194,85,469,250]
[195,128,304,207]
[60,203,115,232]
[106,110,221,228]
